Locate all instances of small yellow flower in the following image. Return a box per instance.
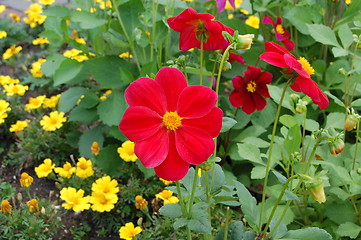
[2,45,22,60]
[9,13,21,22]
[75,37,86,45]
[54,162,76,178]
[27,199,39,212]
[159,178,173,185]
[76,157,94,178]
[40,111,67,131]
[63,48,82,58]
[119,52,133,59]
[60,187,91,212]
[20,172,33,187]
[25,95,46,111]
[117,141,137,162]
[90,7,97,13]
[345,0,351,4]
[119,222,142,240]
[35,158,55,178]
[0,100,11,113]
[72,54,88,62]
[135,195,148,210]
[10,120,29,132]
[245,15,260,29]
[0,31,7,39]
[30,58,46,78]
[0,112,8,124]
[32,37,49,45]
[225,0,243,10]
[155,190,179,205]
[39,0,55,5]
[90,192,118,212]
[91,141,100,156]
[240,9,249,15]
[25,3,43,15]
[0,5,6,14]
[3,84,29,96]
[0,200,12,214]
[91,176,119,196]
[43,94,61,108]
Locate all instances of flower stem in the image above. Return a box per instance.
[176,181,187,216]
[188,166,200,216]
[200,41,204,85]
[259,80,291,231]
[215,45,232,106]
[224,207,230,240]
[352,121,360,170]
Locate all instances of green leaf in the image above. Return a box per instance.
[250,100,277,128]
[78,125,104,158]
[69,106,98,124]
[241,137,269,148]
[234,180,260,229]
[86,56,134,89]
[285,190,299,201]
[43,5,71,17]
[187,218,211,234]
[117,0,145,40]
[233,143,263,165]
[270,219,287,238]
[280,115,298,128]
[96,145,123,178]
[215,221,244,240]
[332,47,349,57]
[251,166,266,179]
[54,59,84,86]
[97,90,127,126]
[135,160,155,179]
[284,227,332,240]
[351,99,361,107]
[221,117,237,133]
[273,171,287,184]
[41,54,66,77]
[325,112,345,130]
[159,203,183,219]
[71,11,107,29]
[338,24,354,49]
[325,203,355,224]
[58,87,88,112]
[337,222,361,239]
[284,7,321,34]
[233,125,266,141]
[173,218,189,229]
[307,24,340,47]
[320,161,352,185]
[78,91,100,109]
[284,124,301,155]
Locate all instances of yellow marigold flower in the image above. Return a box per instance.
[90,192,118,212]
[3,84,28,96]
[10,120,29,132]
[99,0,112,9]
[119,223,142,240]
[27,199,39,212]
[240,9,249,15]
[159,178,173,185]
[60,187,91,212]
[54,162,76,178]
[91,141,100,156]
[43,94,61,108]
[0,5,6,14]
[72,54,88,62]
[40,111,67,131]
[76,157,94,178]
[63,48,82,58]
[23,14,47,28]
[92,176,119,196]
[25,3,43,15]
[20,172,33,187]
[225,0,243,10]
[30,58,46,78]
[75,37,86,45]
[39,0,55,5]
[245,15,260,29]
[0,75,11,85]
[0,100,11,113]
[25,95,46,111]
[0,200,12,214]
[0,112,8,124]
[32,37,49,45]
[228,13,234,19]
[135,195,148,210]
[0,31,7,39]
[117,141,137,162]
[99,90,112,101]
[9,13,21,22]
[2,45,22,60]
[119,52,133,58]
[345,0,351,4]
[35,158,55,178]
[155,190,179,205]
[90,7,97,13]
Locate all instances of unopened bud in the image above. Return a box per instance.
[308,183,326,204]
[344,110,360,131]
[289,93,300,110]
[235,34,254,50]
[17,192,23,202]
[329,138,345,156]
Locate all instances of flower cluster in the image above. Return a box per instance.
[90,176,119,212]
[2,45,22,60]
[23,3,46,28]
[0,99,11,124]
[30,59,46,78]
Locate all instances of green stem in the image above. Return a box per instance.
[111,0,141,71]
[302,140,321,174]
[188,165,200,216]
[150,0,159,62]
[259,80,291,231]
[261,175,298,236]
[268,200,292,237]
[215,45,232,106]
[224,207,230,240]
[176,181,187,216]
[200,41,204,85]
[352,121,360,170]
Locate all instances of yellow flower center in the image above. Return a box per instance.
[275,24,284,34]
[162,111,182,131]
[246,81,257,93]
[298,57,315,75]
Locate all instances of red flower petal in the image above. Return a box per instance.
[229,89,245,108]
[179,29,200,51]
[231,75,243,89]
[264,42,289,55]
[134,127,169,168]
[119,106,162,142]
[203,21,233,50]
[241,92,257,114]
[262,15,275,25]
[283,54,310,78]
[182,107,223,138]
[177,85,218,118]
[125,77,166,115]
[259,52,288,68]
[175,126,215,165]
[282,39,295,51]
[155,67,188,111]
[154,133,190,181]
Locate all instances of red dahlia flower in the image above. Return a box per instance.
[119,67,223,181]
[263,15,295,51]
[167,7,234,51]
[229,65,272,114]
[259,42,329,110]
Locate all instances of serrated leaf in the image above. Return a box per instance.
[233,143,263,165]
[54,59,84,86]
[159,203,183,218]
[221,117,237,133]
[41,54,66,77]
[307,24,340,47]
[337,222,361,239]
[241,137,269,148]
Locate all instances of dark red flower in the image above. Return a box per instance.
[263,15,294,51]
[229,65,272,114]
[119,67,223,181]
[229,52,245,64]
[259,42,329,110]
[167,8,234,51]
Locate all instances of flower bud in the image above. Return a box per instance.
[308,183,326,204]
[344,111,360,131]
[329,138,345,156]
[295,100,308,113]
[17,192,23,202]
[289,93,300,110]
[235,34,254,50]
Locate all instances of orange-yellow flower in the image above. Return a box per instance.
[20,172,34,187]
